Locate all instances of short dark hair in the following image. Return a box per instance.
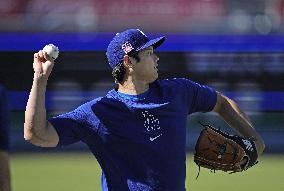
[112,62,126,84]
[111,52,140,84]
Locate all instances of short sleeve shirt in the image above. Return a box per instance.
[48,78,217,191]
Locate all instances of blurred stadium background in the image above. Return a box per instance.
[0,0,283,190]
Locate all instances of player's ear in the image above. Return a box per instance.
[123,55,134,69]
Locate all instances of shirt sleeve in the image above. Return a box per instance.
[174,78,217,114]
[48,107,86,147]
[0,86,9,151]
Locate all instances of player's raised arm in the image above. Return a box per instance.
[24,47,59,147]
[213,92,265,155]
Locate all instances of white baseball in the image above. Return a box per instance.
[43,44,59,60]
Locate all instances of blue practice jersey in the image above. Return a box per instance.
[49,78,217,191]
[0,85,9,151]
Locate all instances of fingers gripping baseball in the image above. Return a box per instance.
[33,51,54,77]
[33,44,59,78]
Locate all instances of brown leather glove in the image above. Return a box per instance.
[194,122,258,178]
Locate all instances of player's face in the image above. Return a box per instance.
[133,46,159,83]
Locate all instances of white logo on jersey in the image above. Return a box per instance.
[141,111,162,141]
[242,139,254,151]
[150,134,162,142]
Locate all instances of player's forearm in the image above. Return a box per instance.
[24,72,49,142]
[221,98,254,137]
[0,151,11,191]
[217,96,265,154]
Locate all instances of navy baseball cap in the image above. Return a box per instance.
[106,29,165,69]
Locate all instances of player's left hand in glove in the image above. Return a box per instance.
[194,122,258,178]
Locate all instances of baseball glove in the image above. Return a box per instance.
[194,122,258,178]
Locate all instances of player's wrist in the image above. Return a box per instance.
[254,139,265,155]
[249,134,265,155]
[33,72,49,85]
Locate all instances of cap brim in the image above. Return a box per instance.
[137,36,165,51]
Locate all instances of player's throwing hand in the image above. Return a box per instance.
[33,50,55,79]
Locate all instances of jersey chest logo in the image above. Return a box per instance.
[141,110,163,142]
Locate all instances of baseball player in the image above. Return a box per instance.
[24,29,265,191]
[0,85,11,191]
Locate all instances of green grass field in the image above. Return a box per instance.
[10,153,284,191]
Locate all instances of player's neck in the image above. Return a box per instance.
[117,78,149,95]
